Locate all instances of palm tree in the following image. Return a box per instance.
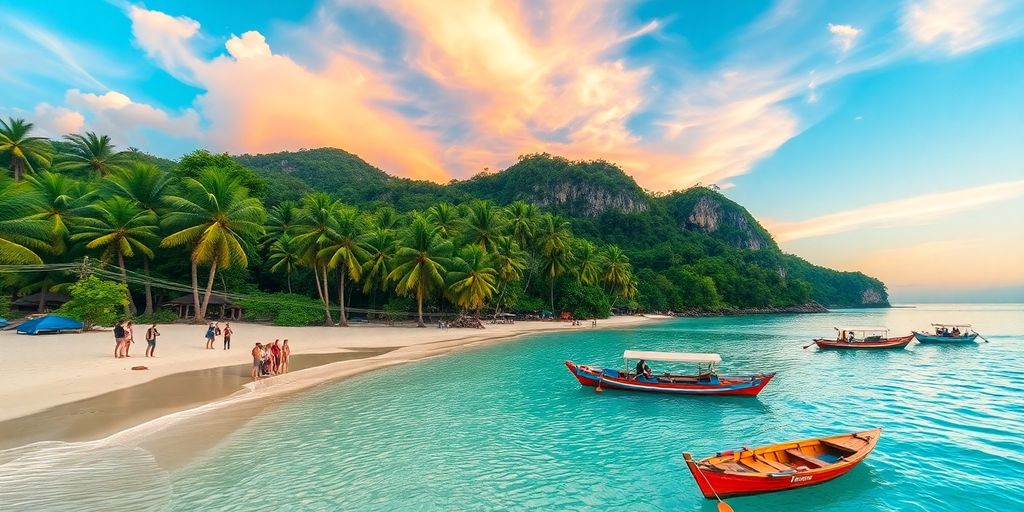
[25,171,94,256]
[0,118,53,181]
[572,239,603,286]
[265,200,299,244]
[491,236,527,319]
[426,202,460,239]
[73,197,160,314]
[536,213,573,314]
[54,132,131,177]
[505,200,538,248]
[321,207,368,326]
[103,163,173,314]
[373,206,402,233]
[161,169,266,321]
[267,234,300,293]
[0,179,49,264]
[602,245,636,304]
[446,245,497,318]
[462,200,505,252]
[360,228,396,302]
[387,216,453,327]
[292,192,340,324]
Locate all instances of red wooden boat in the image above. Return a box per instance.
[683,428,881,498]
[813,327,912,350]
[565,350,775,396]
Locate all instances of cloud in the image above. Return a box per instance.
[901,0,1020,54]
[126,5,203,83]
[63,89,201,145]
[769,179,1024,242]
[30,103,85,136]
[828,23,862,52]
[226,31,272,60]
[0,16,111,91]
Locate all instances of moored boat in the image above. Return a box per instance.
[564,350,775,396]
[812,327,912,350]
[914,323,979,344]
[683,427,881,498]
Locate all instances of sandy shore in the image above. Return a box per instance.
[0,316,661,459]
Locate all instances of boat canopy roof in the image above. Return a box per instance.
[834,326,889,333]
[622,350,721,364]
[931,323,971,328]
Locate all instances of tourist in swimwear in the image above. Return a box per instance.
[261,343,273,376]
[222,323,233,350]
[145,324,159,357]
[123,321,134,357]
[113,320,126,358]
[205,323,216,349]
[251,343,263,379]
[281,339,291,373]
[271,339,282,374]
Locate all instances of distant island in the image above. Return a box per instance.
[0,119,886,327]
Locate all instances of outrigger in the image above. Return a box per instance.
[808,327,913,350]
[564,350,775,396]
[914,323,981,344]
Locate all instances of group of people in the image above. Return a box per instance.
[113,320,160,358]
[251,339,290,378]
[204,322,234,349]
[936,326,966,336]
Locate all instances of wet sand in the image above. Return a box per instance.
[0,350,392,450]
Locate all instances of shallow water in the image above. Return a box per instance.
[5,304,1023,511]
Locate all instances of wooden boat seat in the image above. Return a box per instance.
[821,439,861,454]
[785,449,829,468]
[737,458,778,473]
[712,461,749,473]
[754,455,791,471]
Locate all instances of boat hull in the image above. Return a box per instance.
[913,332,978,344]
[564,361,775,396]
[813,334,913,350]
[684,428,881,498]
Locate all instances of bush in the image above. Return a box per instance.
[57,276,129,329]
[0,294,9,318]
[134,309,178,324]
[238,291,326,326]
[558,282,611,319]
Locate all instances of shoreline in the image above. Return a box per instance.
[0,315,665,468]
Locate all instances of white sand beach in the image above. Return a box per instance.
[0,316,658,427]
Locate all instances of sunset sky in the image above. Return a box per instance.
[1,0,1022,302]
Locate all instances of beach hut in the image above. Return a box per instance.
[11,291,70,313]
[16,314,84,335]
[164,294,243,320]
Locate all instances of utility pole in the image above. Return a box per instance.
[79,256,91,280]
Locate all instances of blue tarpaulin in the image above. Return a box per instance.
[0,318,8,328]
[16,315,84,335]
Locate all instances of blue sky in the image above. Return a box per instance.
[1,0,1022,301]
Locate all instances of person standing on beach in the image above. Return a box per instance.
[205,323,216,350]
[123,321,135,357]
[281,340,291,373]
[251,343,263,379]
[113,320,126,358]
[145,324,159,357]
[270,339,282,374]
[222,323,233,350]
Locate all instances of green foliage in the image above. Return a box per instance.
[134,309,178,324]
[558,281,611,319]
[57,276,128,328]
[238,291,326,326]
[0,294,10,318]
[176,150,269,199]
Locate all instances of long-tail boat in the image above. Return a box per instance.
[683,428,881,498]
[913,323,979,344]
[564,350,775,396]
[812,327,912,350]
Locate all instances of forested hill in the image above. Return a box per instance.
[236,149,888,308]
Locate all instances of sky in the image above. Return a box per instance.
[1,0,1022,302]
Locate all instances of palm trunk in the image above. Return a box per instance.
[286,270,292,294]
[321,266,334,325]
[117,251,136,315]
[199,260,218,320]
[549,278,555,316]
[38,283,47,313]
[338,272,348,326]
[312,263,332,325]
[12,160,24,181]
[190,261,201,323]
[143,257,153,315]
[416,293,425,327]
[493,281,509,323]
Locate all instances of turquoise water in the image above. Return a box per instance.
[9,305,1019,511]
[161,304,1024,511]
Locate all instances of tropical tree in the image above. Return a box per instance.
[73,196,160,314]
[572,239,603,286]
[25,171,94,255]
[536,213,574,313]
[446,245,497,318]
[388,216,452,327]
[265,201,299,244]
[373,206,402,233]
[491,236,527,318]
[0,179,49,263]
[426,202,460,239]
[360,228,396,306]
[602,245,636,303]
[161,169,266,321]
[267,234,300,293]
[462,200,505,252]
[103,163,174,314]
[292,192,340,324]
[54,132,131,177]
[0,118,53,180]
[322,207,368,326]
[505,200,538,248]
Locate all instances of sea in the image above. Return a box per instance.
[2,304,1022,511]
